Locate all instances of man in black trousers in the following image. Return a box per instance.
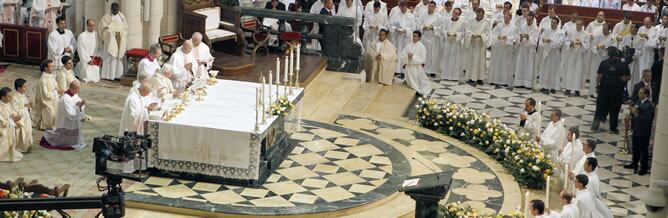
[592,47,631,134]
[624,87,655,175]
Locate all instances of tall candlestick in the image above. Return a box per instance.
[296,43,301,68]
[559,118,565,152]
[545,176,551,208]
[268,71,273,108]
[524,191,530,218]
[284,56,289,84]
[276,57,280,84]
[255,87,259,132]
[262,76,267,124]
[289,49,294,95]
[564,164,569,189]
[537,101,542,136]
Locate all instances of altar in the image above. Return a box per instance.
[146,79,303,187]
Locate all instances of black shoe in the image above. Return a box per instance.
[477,80,483,85]
[623,164,637,169]
[550,89,556,94]
[564,90,571,96]
[639,170,648,176]
[467,80,475,84]
[610,129,620,135]
[591,121,600,131]
[574,91,580,96]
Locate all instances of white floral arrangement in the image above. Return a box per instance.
[416,98,554,189]
[438,202,524,217]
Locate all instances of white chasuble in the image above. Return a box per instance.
[417,12,441,75]
[77,31,101,82]
[439,18,466,80]
[513,23,540,88]
[637,25,657,80]
[389,11,416,74]
[138,57,161,78]
[56,69,77,93]
[168,48,198,91]
[34,73,58,130]
[540,120,565,161]
[402,41,432,95]
[588,33,615,95]
[488,21,517,85]
[99,12,128,80]
[537,27,565,90]
[151,73,177,101]
[365,39,398,85]
[562,30,590,91]
[362,12,388,52]
[0,101,22,162]
[47,29,77,69]
[464,18,490,81]
[10,93,32,152]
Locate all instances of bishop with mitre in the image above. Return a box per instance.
[98,3,128,80]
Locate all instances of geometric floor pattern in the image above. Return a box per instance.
[125,120,411,215]
[415,80,650,217]
[335,115,507,215]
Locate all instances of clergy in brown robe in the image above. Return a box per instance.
[365,28,398,85]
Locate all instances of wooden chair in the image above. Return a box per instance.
[158,33,184,59]
[177,0,246,56]
[241,19,270,61]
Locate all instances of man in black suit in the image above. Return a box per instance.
[624,87,655,175]
[265,0,287,10]
[319,0,335,15]
[630,70,655,104]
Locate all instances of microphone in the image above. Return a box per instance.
[412,156,441,180]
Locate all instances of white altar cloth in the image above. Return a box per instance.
[154,79,303,173]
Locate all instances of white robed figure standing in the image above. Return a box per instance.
[413,0,429,18]
[191,32,213,80]
[389,2,416,75]
[119,83,160,173]
[169,40,198,91]
[417,2,441,76]
[619,23,645,93]
[402,31,432,96]
[1,0,20,24]
[573,175,603,218]
[40,81,86,150]
[558,127,585,181]
[588,24,615,96]
[77,19,102,83]
[537,17,564,93]
[513,12,539,88]
[488,12,516,86]
[584,12,606,81]
[0,88,22,162]
[637,17,658,83]
[47,17,76,70]
[439,8,465,81]
[11,79,33,153]
[362,2,388,52]
[519,98,541,137]
[562,20,590,95]
[34,60,58,130]
[98,3,128,80]
[30,0,60,31]
[537,110,565,162]
[464,8,490,84]
[363,0,387,18]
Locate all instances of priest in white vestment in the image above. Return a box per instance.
[77,19,101,83]
[488,12,516,86]
[519,98,541,137]
[622,0,641,11]
[365,28,398,85]
[538,7,561,31]
[417,2,441,76]
[513,12,539,88]
[583,157,601,199]
[439,1,453,20]
[655,16,668,49]
[11,79,32,153]
[98,3,128,80]
[584,11,607,80]
[514,5,536,29]
[34,60,58,130]
[462,0,481,22]
[40,80,86,150]
[439,8,466,80]
[191,32,213,80]
[537,109,565,162]
[550,191,580,218]
[389,2,415,75]
[56,56,77,95]
[562,20,590,96]
[151,64,178,101]
[537,17,564,93]
[464,8,490,84]
[619,23,645,93]
[612,13,632,38]
[573,174,610,218]
[363,0,387,18]
[414,0,429,18]
[119,83,159,173]
[586,12,606,37]
[30,0,60,31]
[402,31,432,95]
[0,87,22,162]
[1,0,19,24]
[362,3,388,52]
[639,0,657,13]
[637,17,657,82]
[558,127,585,180]
[47,17,76,70]
[138,44,162,78]
[169,40,198,91]
[588,24,615,97]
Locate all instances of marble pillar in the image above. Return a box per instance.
[83,0,105,30]
[164,0,178,35]
[122,0,143,49]
[645,43,668,218]
[147,0,163,46]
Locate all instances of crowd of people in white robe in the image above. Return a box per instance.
[360,0,668,97]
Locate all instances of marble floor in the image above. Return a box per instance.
[0,63,645,217]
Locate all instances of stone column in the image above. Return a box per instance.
[121,0,143,49]
[83,0,105,28]
[163,0,178,35]
[147,0,163,46]
[645,44,668,218]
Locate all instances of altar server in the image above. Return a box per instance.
[538,6,560,31]
[11,79,32,153]
[0,87,22,162]
[417,1,441,76]
[529,199,547,218]
[519,97,540,137]
[513,12,539,88]
[169,40,197,91]
[34,59,58,130]
[47,17,76,70]
[402,30,432,95]
[488,12,516,86]
[619,23,645,93]
[152,64,178,101]
[138,44,162,79]
[573,174,610,217]
[56,56,77,96]
[464,8,490,85]
[440,8,466,81]
[514,5,536,29]
[558,127,585,174]
[588,24,615,97]
[77,19,101,83]
[119,83,158,173]
[586,12,606,37]
[389,1,416,75]
[99,3,128,80]
[570,139,596,179]
[1,0,19,24]
[638,17,657,81]
[551,191,580,218]
[40,80,86,149]
[362,2,388,51]
[191,32,213,80]
[30,0,60,31]
[583,157,601,198]
[562,20,590,96]
[365,29,397,85]
[537,109,565,161]
[537,17,564,93]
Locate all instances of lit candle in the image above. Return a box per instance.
[296,43,301,67]
[276,57,280,84]
[545,176,551,208]
[289,49,294,80]
[284,56,289,83]
[268,71,273,105]
[262,76,266,105]
[564,164,569,189]
[524,191,530,218]
[570,133,576,167]
[255,87,259,131]
[559,118,565,151]
[537,101,542,136]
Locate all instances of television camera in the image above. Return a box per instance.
[0,132,152,218]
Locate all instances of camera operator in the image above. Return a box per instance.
[591,46,631,134]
